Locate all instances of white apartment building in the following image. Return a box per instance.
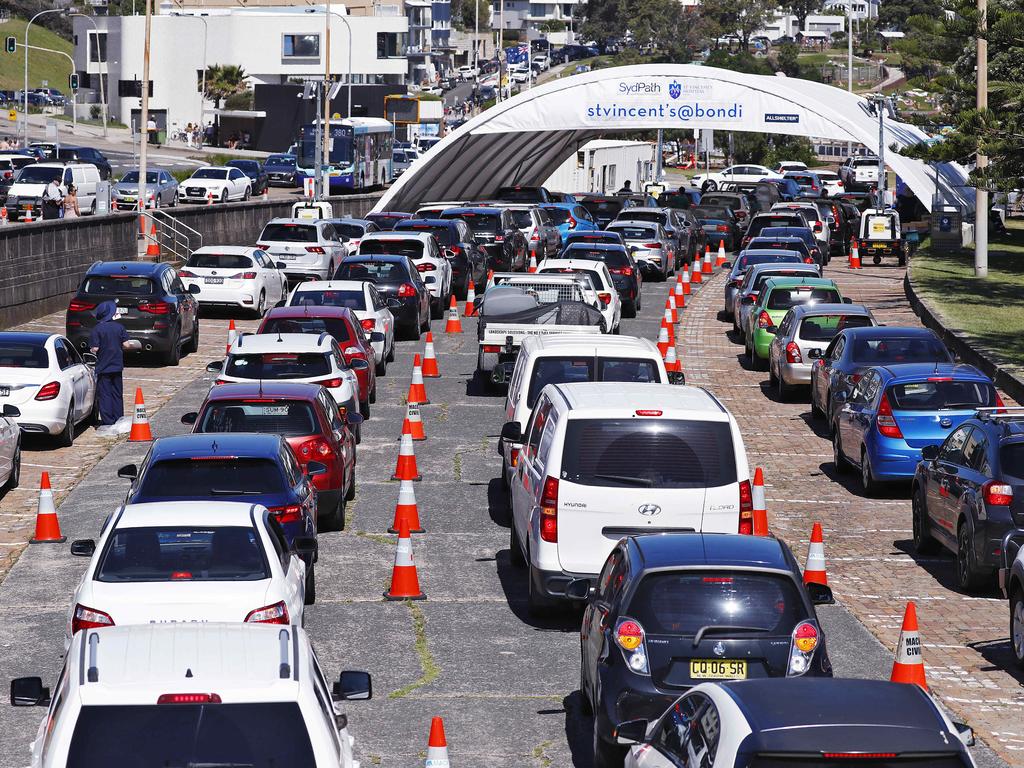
[489,0,581,35]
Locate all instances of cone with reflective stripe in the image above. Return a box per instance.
[444,294,463,334]
[692,251,703,283]
[145,223,161,258]
[206,190,214,206]
[849,243,861,270]
[384,518,425,600]
[29,472,65,544]
[391,418,422,481]
[0,206,8,225]
[425,716,450,767]
[656,322,670,357]
[486,269,495,289]
[716,239,726,267]
[407,354,430,405]
[389,478,423,534]
[226,319,238,355]
[702,246,714,274]
[674,274,687,307]
[262,186,269,199]
[664,343,682,373]
[663,301,674,329]
[664,316,676,349]
[129,387,153,442]
[464,280,477,316]
[406,401,427,441]
[890,601,928,689]
[528,253,538,273]
[752,467,769,536]
[421,333,440,378]
[667,293,678,323]
[803,522,828,586]
[681,265,692,294]
[24,206,33,223]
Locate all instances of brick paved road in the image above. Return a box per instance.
[680,263,1024,764]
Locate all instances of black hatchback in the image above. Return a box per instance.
[334,254,430,340]
[226,159,270,195]
[560,242,643,317]
[440,207,527,272]
[569,532,834,767]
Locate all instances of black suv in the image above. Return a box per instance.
[439,207,527,272]
[55,146,112,180]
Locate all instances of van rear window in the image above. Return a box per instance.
[562,419,736,488]
[527,357,660,407]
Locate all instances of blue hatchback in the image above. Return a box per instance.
[832,363,999,493]
[538,202,599,240]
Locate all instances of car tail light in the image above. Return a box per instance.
[598,292,612,306]
[268,504,303,524]
[299,437,333,458]
[397,283,417,298]
[614,618,650,674]
[530,231,540,241]
[643,242,662,249]
[494,235,504,242]
[157,693,222,705]
[716,225,729,232]
[244,600,290,624]
[876,392,903,439]
[785,342,802,364]
[360,318,376,331]
[540,476,558,542]
[318,378,343,388]
[567,215,577,228]
[450,245,463,256]
[736,211,747,219]
[69,299,96,312]
[35,381,60,401]
[72,603,114,634]
[984,481,1013,506]
[416,263,437,272]
[788,620,819,675]
[255,243,270,250]
[738,479,753,535]
[343,347,365,360]
[231,272,258,280]
[757,310,773,329]
[138,301,171,315]
[609,266,633,276]
[482,344,501,353]
[306,246,326,254]
[178,269,197,278]
[804,257,815,264]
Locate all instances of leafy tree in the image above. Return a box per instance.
[582,0,704,61]
[704,48,774,75]
[877,0,937,31]
[452,0,490,32]
[203,64,248,109]
[699,0,778,50]
[727,132,817,166]
[775,42,800,76]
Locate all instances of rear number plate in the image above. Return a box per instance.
[690,659,746,679]
[204,277,224,284]
[873,243,887,249]
[0,387,9,397]
[279,254,297,260]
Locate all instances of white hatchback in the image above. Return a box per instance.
[178,165,252,204]
[66,501,310,646]
[257,218,347,283]
[357,230,453,318]
[536,258,622,333]
[179,246,288,316]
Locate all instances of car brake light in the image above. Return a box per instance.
[255,243,270,250]
[614,618,650,674]
[510,446,520,467]
[738,479,753,534]
[822,754,896,760]
[268,504,303,524]
[876,392,903,439]
[69,299,96,312]
[598,292,612,306]
[984,481,1013,506]
[416,263,437,272]
[318,378,343,388]
[567,215,577,228]
[306,246,326,254]
[785,342,802,364]
[789,620,818,675]
[231,272,258,280]
[482,345,501,353]
[35,381,60,401]
[72,603,114,634]
[157,693,222,705]
[360,318,376,331]
[450,245,462,256]
[138,301,171,315]
[397,283,417,298]
[343,347,364,359]
[927,376,952,382]
[244,600,290,624]
[804,257,814,264]
[540,476,558,542]
[716,225,729,232]
[643,242,662,249]
[299,437,333,458]
[530,231,540,241]
[635,409,662,416]
[178,269,197,278]
[609,266,633,276]
[757,310,773,329]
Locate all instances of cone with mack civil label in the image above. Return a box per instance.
[383,518,425,600]
[29,472,65,544]
[682,264,692,293]
[391,418,422,481]
[691,252,703,283]
[226,319,238,355]
[656,321,670,357]
[667,293,678,323]
[664,343,682,373]
[803,522,828,586]
[129,387,153,442]
[406,401,426,441]
[464,280,477,317]
[702,247,714,275]
[407,354,430,405]
[716,239,726,267]
[389,478,423,534]
[425,717,450,768]
[444,294,463,333]
[752,467,769,536]
[674,274,687,307]
[421,333,440,378]
[890,601,928,689]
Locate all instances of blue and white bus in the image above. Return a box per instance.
[295,117,395,192]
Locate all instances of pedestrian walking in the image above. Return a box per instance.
[89,301,140,427]
[62,184,81,219]
[41,175,63,220]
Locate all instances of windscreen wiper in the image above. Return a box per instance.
[208,489,262,495]
[692,624,770,647]
[590,473,653,487]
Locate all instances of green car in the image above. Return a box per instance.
[743,276,846,369]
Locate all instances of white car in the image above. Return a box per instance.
[357,231,453,318]
[178,246,288,316]
[288,279,396,375]
[329,218,381,256]
[772,201,830,249]
[415,200,467,219]
[66,501,311,645]
[3,162,100,221]
[815,168,844,196]
[691,164,780,192]
[209,332,360,420]
[536,258,622,333]
[458,64,479,80]
[0,332,95,446]
[258,218,347,283]
[178,165,252,204]
[11,623,373,768]
[774,160,808,174]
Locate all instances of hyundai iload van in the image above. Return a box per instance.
[502,381,751,615]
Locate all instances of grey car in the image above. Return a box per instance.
[112,169,178,211]
[768,303,876,401]
[499,204,561,261]
[723,249,810,317]
[733,262,821,336]
[605,220,674,281]
[611,207,689,268]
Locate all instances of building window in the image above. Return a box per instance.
[88,31,108,63]
[377,32,402,58]
[282,33,320,58]
[118,80,153,98]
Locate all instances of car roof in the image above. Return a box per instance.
[342,254,409,264]
[840,326,939,340]
[291,280,366,294]
[874,362,988,382]
[0,331,53,345]
[537,258,609,271]
[444,206,500,215]
[264,304,356,320]
[148,433,283,461]
[739,249,802,258]
[551,382,727,418]
[564,242,626,252]
[521,334,660,356]
[361,231,434,244]
[629,532,792,571]
[788,303,871,317]
[263,218,321,226]
[87,261,166,277]
[117,500,264,528]
[230,332,332,353]
[204,381,323,401]
[325,217,370,226]
[191,246,258,257]
[396,218,456,228]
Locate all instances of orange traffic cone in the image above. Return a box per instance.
[667,293,678,324]
[803,522,828,585]
[656,321,670,357]
[145,223,160,258]
[129,388,153,442]
[407,354,430,405]
[426,717,450,767]
[692,251,704,283]
[716,239,726,267]
[406,402,426,441]
[226,319,238,355]
[664,344,682,373]
[674,275,686,308]
[444,295,463,334]
[464,280,477,317]
[262,186,269,200]
[663,301,674,329]
[681,265,692,294]
[23,206,33,224]
[486,269,495,289]
[752,467,769,536]
[206,190,214,206]
[391,418,422,481]
[29,472,65,544]
[137,201,145,235]
[383,518,425,600]
[850,243,862,270]
[388,478,423,534]
[421,333,440,378]
[702,247,714,275]
[528,253,538,273]
[890,601,928,689]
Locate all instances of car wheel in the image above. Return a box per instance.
[404,320,421,342]
[702,180,718,193]
[369,383,377,405]
[578,654,593,716]
[592,722,627,768]
[57,404,74,448]
[509,524,525,568]
[387,337,396,362]
[346,477,355,502]
[527,563,554,617]
[360,399,370,419]
[254,291,267,318]
[243,186,251,201]
[185,321,199,354]
[170,193,177,208]
[220,190,227,204]
[153,195,161,209]
[751,349,768,371]
[832,430,849,473]
[622,300,636,319]
[7,441,21,490]
[860,448,878,496]
[768,361,778,385]
[304,564,316,605]
[430,296,444,320]
[1011,590,1024,667]
[810,388,824,418]
[956,521,988,592]
[776,369,792,402]
[375,355,387,376]
[912,488,938,554]
[163,334,181,366]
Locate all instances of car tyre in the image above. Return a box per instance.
[163,334,181,366]
[810,388,824,418]
[360,399,370,419]
[254,291,266,318]
[243,186,251,201]
[832,430,850,473]
[622,300,637,319]
[1011,589,1024,668]
[911,488,938,554]
[702,180,718,192]
[304,564,316,605]
[592,723,627,768]
[579,655,593,716]
[185,322,199,354]
[509,524,526,568]
[375,354,387,376]
[57,404,74,448]
[220,190,227,204]
[386,338,396,362]
[369,383,377,405]
[775,368,792,402]
[404,320,421,342]
[860,448,878,496]
[6,441,21,490]
[430,296,444,320]
[956,521,988,592]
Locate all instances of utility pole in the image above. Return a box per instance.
[138,0,153,226]
[846,0,853,157]
[323,0,331,201]
[974,0,988,277]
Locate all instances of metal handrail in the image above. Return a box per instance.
[138,209,202,263]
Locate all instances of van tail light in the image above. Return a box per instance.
[416,263,437,272]
[69,299,97,312]
[540,476,558,542]
[757,310,773,329]
[360,319,376,331]
[268,504,303,524]
[138,301,171,315]
[788,620,819,675]
[317,378,343,388]
[785,342,802,364]
[984,481,1013,507]
[738,479,753,535]
[306,246,326,254]
[158,693,222,705]
[614,618,650,675]
[598,292,612,307]
[609,266,633,276]
[244,600,290,624]
[178,269,197,278]
[72,603,114,634]
[876,392,903,439]
[299,437,334,459]
[35,381,61,401]
[397,283,417,298]
[716,225,729,232]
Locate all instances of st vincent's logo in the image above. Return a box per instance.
[669,81,681,99]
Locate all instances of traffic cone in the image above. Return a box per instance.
[29,472,65,544]
[262,186,269,200]
[692,251,703,283]
[23,206,33,224]
[850,243,862,270]
[444,295,463,334]
[663,301,674,329]
[206,190,214,206]
[0,206,8,225]
[407,354,430,405]
[702,247,713,275]
[129,388,153,442]
[752,467,769,536]
[226,319,238,355]
[667,293,678,323]
[716,239,726,267]
[145,223,160,258]
[681,265,692,294]
[674,275,686,307]
[486,269,495,288]
[890,601,928,690]
[406,402,426,441]
[383,518,426,600]
[425,716,450,767]
[664,344,682,373]
[464,280,477,317]
[391,418,422,481]
[388,478,423,534]
[803,522,828,586]
[528,253,538,273]
[656,321,670,357]
[421,333,440,378]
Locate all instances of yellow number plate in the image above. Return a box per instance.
[872,243,887,249]
[690,659,747,679]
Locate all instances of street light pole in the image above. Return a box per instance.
[975,0,988,277]
[23,8,65,148]
[138,0,153,221]
[68,13,108,138]
[323,0,331,200]
[846,0,853,156]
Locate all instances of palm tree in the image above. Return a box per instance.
[203,64,249,109]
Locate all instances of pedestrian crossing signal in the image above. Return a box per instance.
[69,73,79,91]
[5,37,15,54]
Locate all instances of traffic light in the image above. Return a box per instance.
[5,37,15,54]
[69,73,79,92]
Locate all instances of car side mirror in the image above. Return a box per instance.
[1,404,20,418]
[350,358,370,371]
[10,677,50,707]
[842,297,853,304]
[807,348,823,360]
[806,581,834,605]
[954,721,975,747]
[188,284,201,295]
[276,262,288,270]
[500,421,523,443]
[832,391,849,404]
[305,461,327,477]
[181,412,198,425]
[346,412,364,426]
[921,444,940,462]
[668,371,686,385]
[333,670,372,701]
[564,578,593,602]
[614,719,648,746]
[370,331,385,343]
[721,261,732,269]
[740,295,755,305]
[117,463,138,480]
[387,298,402,309]
[292,536,317,558]
[70,539,96,557]
[206,361,223,373]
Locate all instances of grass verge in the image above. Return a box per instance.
[388,601,439,699]
[0,18,73,92]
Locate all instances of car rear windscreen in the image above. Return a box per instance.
[562,419,736,488]
[186,253,254,270]
[367,214,407,229]
[198,400,318,436]
[541,207,572,225]
[617,210,664,224]
[289,288,365,311]
[580,199,625,218]
[658,192,692,209]
[760,228,815,244]
[750,758,967,768]
[627,571,806,636]
[737,253,803,270]
[96,526,269,582]
[798,315,873,341]
[748,239,811,258]
[766,286,841,310]
[609,225,655,241]
[748,216,803,237]
[527,357,659,407]
[850,337,950,364]
[0,342,48,368]
[539,268,604,292]
[82,276,157,296]
[68,703,313,768]
[497,186,544,202]
[397,223,455,245]
[226,352,331,380]
[750,270,817,292]
[335,261,410,282]
[332,223,366,240]
[701,195,742,211]
[260,223,318,243]
[263,315,354,344]
[508,210,534,229]
[361,239,425,258]
[1001,443,1024,479]
[139,458,285,498]
[564,248,630,267]
[443,211,499,233]
[886,380,997,411]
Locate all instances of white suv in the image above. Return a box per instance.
[11,623,372,768]
[357,231,452,318]
[258,218,347,283]
[503,382,751,615]
[536,258,622,333]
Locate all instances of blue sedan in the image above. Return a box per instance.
[832,363,1000,494]
[538,202,599,240]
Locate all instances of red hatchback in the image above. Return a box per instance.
[181,381,359,531]
[258,305,379,417]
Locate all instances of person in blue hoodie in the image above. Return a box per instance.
[88,301,137,426]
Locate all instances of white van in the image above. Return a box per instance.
[498,335,677,487]
[503,382,751,615]
[4,162,101,220]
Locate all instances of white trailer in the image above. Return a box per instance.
[543,139,656,195]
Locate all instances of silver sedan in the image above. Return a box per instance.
[723,249,807,317]
[605,220,674,281]
[111,168,179,211]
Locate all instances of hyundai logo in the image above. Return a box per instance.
[713,641,726,657]
[638,504,662,517]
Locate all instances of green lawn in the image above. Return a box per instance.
[0,17,74,92]
[911,221,1024,372]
